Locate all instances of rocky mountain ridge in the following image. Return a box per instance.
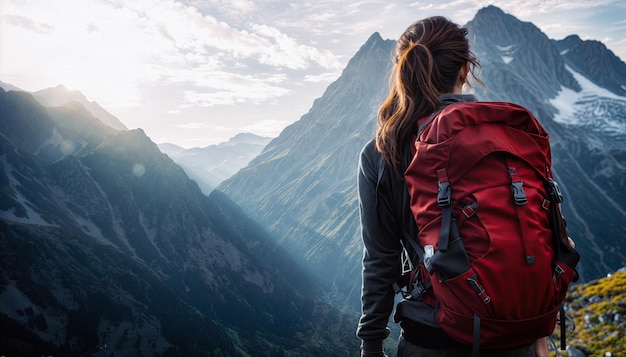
[0,88,355,355]
[33,84,128,131]
[219,31,395,306]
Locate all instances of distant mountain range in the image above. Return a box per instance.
[158,133,272,194]
[1,5,625,355]
[0,81,273,196]
[219,5,626,313]
[0,89,354,355]
[33,85,128,131]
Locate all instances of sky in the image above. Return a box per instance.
[1,0,625,148]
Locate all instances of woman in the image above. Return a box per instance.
[356,16,549,357]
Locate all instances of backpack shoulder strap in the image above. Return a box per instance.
[417,109,443,138]
[400,134,425,264]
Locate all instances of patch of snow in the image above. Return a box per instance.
[0,281,35,313]
[495,44,516,64]
[0,155,56,226]
[0,280,67,343]
[501,56,514,64]
[550,87,579,124]
[0,207,55,226]
[550,66,626,132]
[70,213,115,246]
[566,66,625,100]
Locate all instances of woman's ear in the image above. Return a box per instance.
[460,61,470,83]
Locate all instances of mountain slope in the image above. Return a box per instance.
[219,32,395,306]
[33,85,128,131]
[219,6,626,313]
[0,80,24,92]
[0,88,356,355]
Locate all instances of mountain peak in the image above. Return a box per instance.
[43,84,86,100]
[226,132,272,145]
[352,31,390,61]
[467,5,581,101]
[345,31,394,72]
[366,32,383,44]
[33,86,128,131]
[562,34,583,43]
[0,80,25,92]
[554,34,626,96]
[477,5,506,16]
[472,5,530,29]
[473,5,515,24]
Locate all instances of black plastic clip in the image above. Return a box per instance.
[511,181,528,205]
[548,178,564,203]
[438,181,451,207]
[508,167,527,205]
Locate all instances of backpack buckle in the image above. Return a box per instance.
[437,181,451,206]
[507,167,528,205]
[437,169,451,207]
[548,178,564,203]
[404,279,432,300]
[511,181,528,205]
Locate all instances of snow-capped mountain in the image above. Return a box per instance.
[467,6,626,281]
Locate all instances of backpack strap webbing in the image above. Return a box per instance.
[473,313,480,357]
[504,160,534,265]
[436,169,452,252]
[559,303,566,350]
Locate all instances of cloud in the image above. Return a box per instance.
[174,70,292,107]
[175,122,208,129]
[240,119,291,136]
[250,24,343,69]
[0,0,341,110]
[182,80,291,107]
[2,0,623,148]
[3,14,54,33]
[304,72,341,83]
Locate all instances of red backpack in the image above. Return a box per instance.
[403,101,580,351]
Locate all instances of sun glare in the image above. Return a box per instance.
[1,0,173,108]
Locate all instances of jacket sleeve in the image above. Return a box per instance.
[356,140,404,356]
